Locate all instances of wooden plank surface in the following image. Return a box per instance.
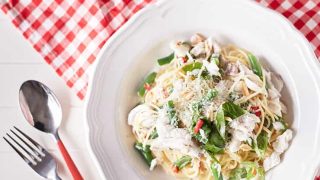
[0,10,101,180]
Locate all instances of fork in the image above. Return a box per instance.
[3,126,61,180]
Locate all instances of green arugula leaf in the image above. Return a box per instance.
[244,162,265,180]
[205,89,218,101]
[204,143,224,154]
[210,54,220,65]
[256,131,268,156]
[182,62,203,72]
[138,72,157,97]
[252,131,269,157]
[210,162,223,180]
[191,89,218,119]
[189,90,222,148]
[144,72,157,84]
[157,53,174,66]
[174,156,192,170]
[275,116,288,133]
[230,162,265,180]
[134,142,154,166]
[248,52,263,79]
[193,120,211,144]
[167,100,174,108]
[149,129,158,139]
[138,87,146,98]
[200,70,211,80]
[215,106,225,139]
[204,125,225,154]
[222,101,245,119]
[167,100,178,127]
[229,167,247,180]
[209,127,225,148]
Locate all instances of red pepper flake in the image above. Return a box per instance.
[250,106,261,117]
[194,119,204,134]
[144,83,152,91]
[255,111,261,117]
[182,56,188,63]
[172,165,179,173]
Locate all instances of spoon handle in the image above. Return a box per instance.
[57,139,83,180]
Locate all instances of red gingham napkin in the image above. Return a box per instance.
[0,0,153,99]
[258,0,320,58]
[0,0,319,99]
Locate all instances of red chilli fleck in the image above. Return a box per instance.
[172,165,179,173]
[144,83,152,91]
[182,56,188,63]
[194,119,204,134]
[251,106,261,117]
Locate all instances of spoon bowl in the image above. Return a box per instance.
[19,80,83,180]
[19,80,62,137]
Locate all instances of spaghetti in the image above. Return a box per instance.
[128,34,292,179]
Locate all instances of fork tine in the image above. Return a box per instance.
[3,136,32,165]
[13,126,44,153]
[10,129,42,158]
[6,133,37,162]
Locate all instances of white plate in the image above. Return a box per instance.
[84,0,320,179]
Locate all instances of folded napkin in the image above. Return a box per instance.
[259,0,320,58]
[1,0,153,99]
[1,0,319,99]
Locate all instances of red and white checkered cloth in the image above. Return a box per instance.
[0,0,154,99]
[0,0,319,99]
[258,0,320,58]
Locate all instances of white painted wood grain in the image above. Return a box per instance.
[0,13,42,64]
[0,152,43,179]
[0,108,87,151]
[59,108,89,150]
[0,64,82,107]
[0,148,98,180]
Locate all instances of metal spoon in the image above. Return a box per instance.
[19,80,83,180]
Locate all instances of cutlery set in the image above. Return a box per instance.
[3,80,83,180]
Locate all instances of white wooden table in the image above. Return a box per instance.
[0,11,102,180]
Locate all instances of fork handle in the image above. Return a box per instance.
[57,139,83,180]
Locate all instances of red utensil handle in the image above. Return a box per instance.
[57,140,83,180]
